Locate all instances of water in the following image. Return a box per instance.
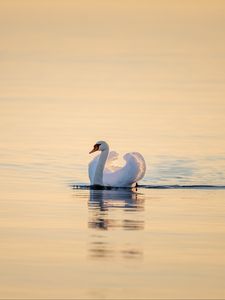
[1,184,225,299]
[1,1,225,298]
[1,97,225,188]
[1,100,225,300]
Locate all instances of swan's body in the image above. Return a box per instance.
[88,141,146,188]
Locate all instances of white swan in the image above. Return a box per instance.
[88,141,146,188]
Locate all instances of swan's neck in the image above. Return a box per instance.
[93,149,109,185]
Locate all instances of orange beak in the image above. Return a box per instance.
[89,144,99,154]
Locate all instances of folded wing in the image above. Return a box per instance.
[103,152,146,187]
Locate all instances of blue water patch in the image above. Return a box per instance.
[144,155,225,186]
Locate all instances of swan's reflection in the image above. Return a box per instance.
[88,188,144,230]
[88,189,145,260]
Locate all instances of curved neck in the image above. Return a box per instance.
[93,149,109,185]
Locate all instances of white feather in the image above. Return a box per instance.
[88,149,146,187]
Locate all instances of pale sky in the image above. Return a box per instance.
[1,0,225,100]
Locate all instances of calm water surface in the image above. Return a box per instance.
[1,178,225,299]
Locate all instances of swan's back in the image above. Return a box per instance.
[103,152,146,187]
[89,151,146,187]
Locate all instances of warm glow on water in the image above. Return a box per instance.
[0,0,225,298]
[1,184,225,299]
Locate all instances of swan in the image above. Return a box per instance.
[88,141,146,188]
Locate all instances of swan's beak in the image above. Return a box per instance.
[89,144,99,154]
[89,148,96,154]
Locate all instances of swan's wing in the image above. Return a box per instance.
[88,154,100,185]
[104,151,120,173]
[103,152,146,187]
[126,152,146,182]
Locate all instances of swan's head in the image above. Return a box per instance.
[89,141,109,154]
